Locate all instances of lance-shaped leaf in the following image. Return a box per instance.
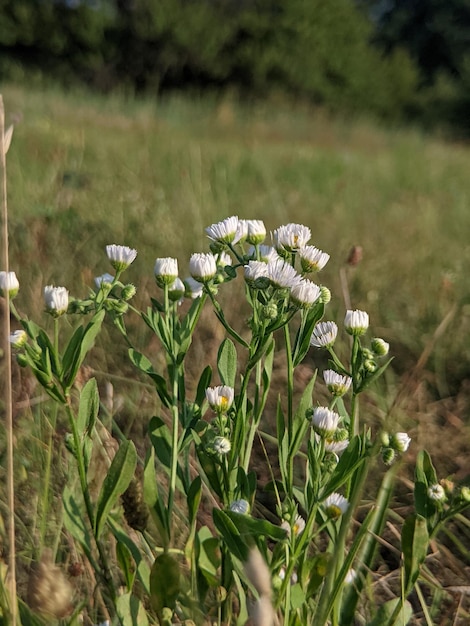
[128,348,171,408]
[95,439,137,538]
[63,485,93,562]
[217,338,237,388]
[367,598,413,626]
[213,509,249,562]
[150,553,181,616]
[77,378,99,436]
[116,592,150,626]
[63,310,105,391]
[402,513,429,594]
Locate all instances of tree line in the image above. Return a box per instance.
[0,0,469,133]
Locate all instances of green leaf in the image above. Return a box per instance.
[401,513,429,593]
[195,365,212,407]
[77,378,99,436]
[62,325,85,385]
[64,310,105,390]
[293,302,324,367]
[116,592,150,626]
[217,338,237,387]
[290,583,306,610]
[367,598,413,626]
[95,440,137,538]
[196,446,223,499]
[224,510,287,542]
[290,371,316,457]
[213,509,249,562]
[62,485,93,561]
[149,416,187,494]
[108,518,151,593]
[414,450,438,519]
[128,348,171,408]
[322,435,368,498]
[187,476,202,526]
[196,526,221,587]
[116,540,136,591]
[150,553,181,616]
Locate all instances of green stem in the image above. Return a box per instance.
[167,368,180,540]
[283,325,294,489]
[65,402,117,603]
[38,402,59,552]
[242,359,263,473]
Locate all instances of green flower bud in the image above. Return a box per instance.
[460,486,470,502]
[16,353,28,368]
[320,285,331,304]
[261,302,278,321]
[121,283,137,301]
[382,447,396,466]
[364,359,377,373]
[371,337,390,357]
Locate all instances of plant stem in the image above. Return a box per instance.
[0,94,17,625]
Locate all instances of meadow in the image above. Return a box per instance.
[1,83,470,625]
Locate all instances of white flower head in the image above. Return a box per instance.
[310,321,338,348]
[168,277,185,302]
[94,273,114,289]
[244,261,269,287]
[323,493,349,518]
[273,223,311,253]
[281,514,305,538]
[154,257,178,287]
[245,219,267,245]
[344,309,369,336]
[299,246,330,273]
[312,407,341,438]
[205,385,235,412]
[323,370,352,397]
[345,569,357,585]
[428,484,446,502]
[0,271,19,298]
[183,276,204,299]
[106,244,137,272]
[217,251,233,268]
[248,244,279,263]
[214,436,231,455]
[44,285,69,317]
[230,499,250,514]
[324,439,349,456]
[290,279,322,308]
[205,216,241,245]
[189,252,217,283]
[390,432,411,453]
[9,329,27,349]
[267,258,302,290]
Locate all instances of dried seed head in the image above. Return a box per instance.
[346,245,363,267]
[27,550,73,619]
[122,469,149,532]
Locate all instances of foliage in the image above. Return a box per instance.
[4,201,470,624]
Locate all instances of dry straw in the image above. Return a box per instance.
[0,94,17,624]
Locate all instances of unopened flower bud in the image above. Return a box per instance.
[320,285,331,304]
[9,329,27,349]
[364,359,377,373]
[168,277,185,302]
[262,302,278,320]
[229,499,250,515]
[344,309,369,336]
[0,271,19,298]
[460,486,470,502]
[390,432,411,453]
[428,484,446,502]
[382,447,396,466]
[121,283,137,301]
[371,337,390,357]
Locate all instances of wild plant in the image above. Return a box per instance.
[2,112,470,626]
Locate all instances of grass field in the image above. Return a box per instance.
[1,83,470,624]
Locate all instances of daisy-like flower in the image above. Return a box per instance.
[312,407,341,438]
[9,329,27,349]
[94,273,114,289]
[323,493,349,518]
[168,277,185,302]
[154,257,178,287]
[183,276,204,299]
[371,337,390,357]
[106,244,137,272]
[273,223,311,253]
[290,279,322,308]
[344,309,369,336]
[324,439,349,455]
[323,370,352,397]
[216,251,232,268]
[245,220,267,245]
[247,244,279,263]
[267,258,302,290]
[244,261,269,287]
[281,514,306,538]
[213,436,231,455]
[390,432,411,453]
[345,569,357,585]
[427,484,446,502]
[205,385,235,412]
[0,271,19,298]
[299,245,330,273]
[230,499,250,514]
[310,321,338,348]
[205,216,241,245]
[189,253,217,283]
[44,285,69,317]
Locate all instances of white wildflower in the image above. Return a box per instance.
[312,407,341,438]
[44,286,69,317]
[154,257,178,287]
[9,329,27,349]
[390,432,411,453]
[323,370,352,396]
[344,309,369,336]
[310,321,338,348]
[183,276,204,298]
[323,493,349,518]
[267,258,302,290]
[106,244,137,272]
[299,245,330,273]
[94,273,114,289]
[428,484,446,502]
[0,271,19,298]
[205,385,234,412]
[213,436,231,455]
[290,279,322,308]
[189,252,217,283]
[245,219,267,245]
[273,223,311,253]
[205,216,241,245]
[230,499,250,514]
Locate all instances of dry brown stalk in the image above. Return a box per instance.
[0,94,18,624]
